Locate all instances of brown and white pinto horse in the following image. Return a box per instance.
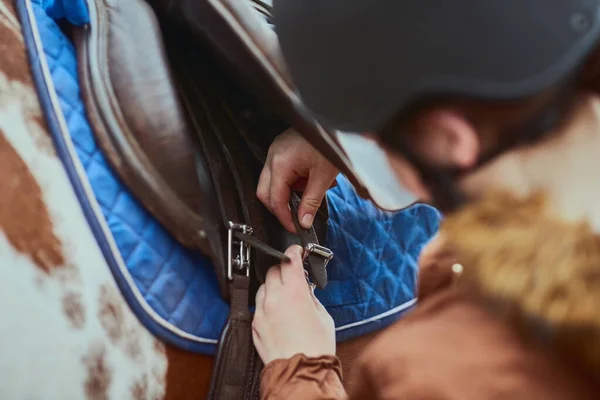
[0,1,377,397]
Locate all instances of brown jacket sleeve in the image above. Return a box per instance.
[260,353,347,400]
[348,288,599,400]
[260,289,598,400]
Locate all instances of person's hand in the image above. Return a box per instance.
[252,245,336,364]
[257,129,339,233]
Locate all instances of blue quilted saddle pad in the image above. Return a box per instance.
[19,0,442,354]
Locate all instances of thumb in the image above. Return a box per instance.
[298,174,334,229]
[280,245,306,284]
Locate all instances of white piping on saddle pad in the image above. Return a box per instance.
[335,298,417,333]
[0,2,167,398]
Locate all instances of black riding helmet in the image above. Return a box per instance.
[273,0,600,210]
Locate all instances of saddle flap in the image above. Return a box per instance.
[144,0,401,207]
[74,0,218,253]
[78,0,334,303]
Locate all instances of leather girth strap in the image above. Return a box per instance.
[208,274,261,400]
[209,202,330,400]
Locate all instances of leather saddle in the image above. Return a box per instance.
[73,0,339,398]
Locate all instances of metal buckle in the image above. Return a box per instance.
[303,270,317,293]
[303,243,334,268]
[227,222,253,280]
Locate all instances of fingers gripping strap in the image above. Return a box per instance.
[230,192,330,288]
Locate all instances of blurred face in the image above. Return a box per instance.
[406,98,600,371]
[377,92,600,232]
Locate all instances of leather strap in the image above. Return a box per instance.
[232,196,328,288]
[218,87,329,287]
[290,193,329,289]
[207,274,260,400]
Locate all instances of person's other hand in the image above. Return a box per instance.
[257,129,339,233]
[252,245,336,364]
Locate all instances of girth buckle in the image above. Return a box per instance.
[227,222,253,280]
[303,243,334,269]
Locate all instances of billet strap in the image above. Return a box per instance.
[232,194,332,289]
[290,193,332,289]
